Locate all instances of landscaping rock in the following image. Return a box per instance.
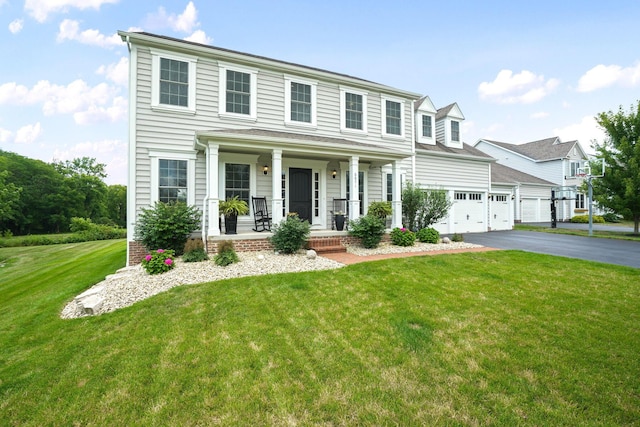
[441,237,451,244]
[306,249,317,259]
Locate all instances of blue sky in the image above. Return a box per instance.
[1,0,639,185]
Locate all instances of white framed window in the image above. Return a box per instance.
[451,120,460,142]
[386,173,393,202]
[570,161,582,177]
[150,49,197,113]
[284,76,317,127]
[340,87,367,133]
[422,115,432,138]
[149,150,197,205]
[218,63,258,121]
[576,193,585,209]
[224,163,251,206]
[381,96,404,138]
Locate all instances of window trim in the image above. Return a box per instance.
[381,95,405,139]
[218,153,259,217]
[284,76,317,128]
[150,49,197,114]
[340,87,368,134]
[451,120,460,142]
[218,62,258,121]
[149,150,197,205]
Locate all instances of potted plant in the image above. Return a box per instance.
[334,210,346,231]
[219,196,249,235]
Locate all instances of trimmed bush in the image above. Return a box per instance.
[602,212,620,223]
[416,227,440,244]
[571,215,605,224]
[182,238,209,263]
[348,215,386,248]
[134,202,201,255]
[390,227,416,246]
[451,233,464,242]
[214,240,239,267]
[269,213,310,254]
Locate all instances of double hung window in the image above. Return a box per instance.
[451,120,460,142]
[219,64,257,120]
[422,115,432,137]
[340,88,367,133]
[385,100,402,135]
[225,163,250,207]
[158,159,187,203]
[151,49,197,112]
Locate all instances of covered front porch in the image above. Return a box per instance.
[194,128,411,241]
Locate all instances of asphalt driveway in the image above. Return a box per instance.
[463,230,640,269]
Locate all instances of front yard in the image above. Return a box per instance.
[0,240,638,425]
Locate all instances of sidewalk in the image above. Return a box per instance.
[321,246,499,265]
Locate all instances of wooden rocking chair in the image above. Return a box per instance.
[251,196,272,232]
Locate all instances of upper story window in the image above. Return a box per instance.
[284,77,317,127]
[383,98,404,137]
[570,161,581,177]
[451,120,460,142]
[422,115,432,138]
[340,88,367,133]
[150,49,197,113]
[219,63,258,121]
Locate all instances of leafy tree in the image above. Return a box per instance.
[0,170,22,227]
[53,157,107,179]
[417,188,453,229]
[592,101,640,234]
[53,157,108,221]
[106,185,127,228]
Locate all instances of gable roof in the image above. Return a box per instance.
[491,162,555,186]
[119,31,422,99]
[415,96,437,113]
[415,140,493,161]
[478,137,584,161]
[435,103,464,120]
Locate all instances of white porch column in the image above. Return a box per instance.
[349,156,360,219]
[391,160,402,228]
[207,143,221,237]
[271,149,283,225]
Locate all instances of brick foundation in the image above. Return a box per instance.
[128,241,148,265]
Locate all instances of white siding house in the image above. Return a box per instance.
[474,137,591,222]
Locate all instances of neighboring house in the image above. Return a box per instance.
[474,137,590,222]
[413,99,493,234]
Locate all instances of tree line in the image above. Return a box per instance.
[0,150,126,235]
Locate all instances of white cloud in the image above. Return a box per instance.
[74,96,127,124]
[553,115,605,153]
[15,122,42,144]
[25,0,119,23]
[9,19,24,34]
[576,62,640,92]
[0,127,12,142]
[146,1,200,34]
[531,111,549,119]
[52,139,128,184]
[0,79,124,124]
[184,29,212,45]
[96,57,129,86]
[57,19,122,48]
[478,69,560,104]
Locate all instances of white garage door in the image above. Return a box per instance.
[453,192,486,233]
[490,194,510,230]
[522,198,552,223]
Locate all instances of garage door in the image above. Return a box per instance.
[490,194,510,230]
[453,192,486,233]
[522,198,552,223]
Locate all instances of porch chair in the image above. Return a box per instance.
[330,198,349,230]
[251,196,272,232]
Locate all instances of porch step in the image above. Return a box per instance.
[308,238,347,254]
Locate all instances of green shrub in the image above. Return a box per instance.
[602,212,621,223]
[367,201,392,220]
[571,215,605,224]
[69,217,94,232]
[134,202,201,255]
[416,227,440,244]
[348,215,386,248]
[269,213,310,254]
[182,238,209,262]
[141,249,175,275]
[390,227,416,246]
[214,240,239,267]
[451,233,464,242]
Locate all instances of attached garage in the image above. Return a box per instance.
[521,197,552,223]
[453,191,486,233]
[489,194,511,230]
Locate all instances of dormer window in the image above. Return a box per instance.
[451,120,460,142]
[422,115,432,137]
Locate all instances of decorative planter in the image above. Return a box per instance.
[334,214,345,231]
[225,214,238,234]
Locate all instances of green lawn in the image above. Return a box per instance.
[1,241,639,425]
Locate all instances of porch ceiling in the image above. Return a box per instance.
[195,128,412,163]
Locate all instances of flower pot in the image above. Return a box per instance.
[225,214,238,235]
[334,214,345,231]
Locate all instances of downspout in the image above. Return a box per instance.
[194,137,209,252]
[411,100,416,183]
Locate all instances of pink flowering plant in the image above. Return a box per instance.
[390,227,416,247]
[141,248,176,275]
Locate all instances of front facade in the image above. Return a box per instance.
[121,31,426,263]
[474,137,590,222]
